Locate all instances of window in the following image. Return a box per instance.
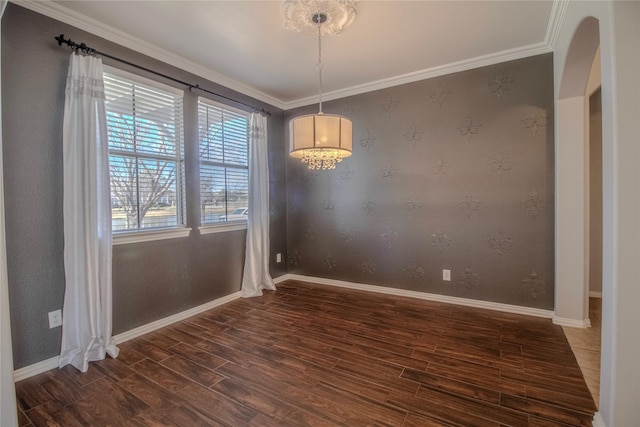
[103,69,185,235]
[198,99,249,226]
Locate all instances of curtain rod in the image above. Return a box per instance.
[54,34,271,117]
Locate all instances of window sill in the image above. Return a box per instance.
[199,222,247,235]
[113,227,192,245]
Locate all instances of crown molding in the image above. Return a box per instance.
[283,41,552,110]
[11,0,563,112]
[545,0,569,50]
[285,0,564,109]
[10,0,285,110]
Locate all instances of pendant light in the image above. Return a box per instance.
[284,1,356,170]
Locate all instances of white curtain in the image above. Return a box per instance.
[59,53,118,372]
[241,113,275,298]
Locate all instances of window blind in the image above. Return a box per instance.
[198,99,249,224]
[104,71,185,232]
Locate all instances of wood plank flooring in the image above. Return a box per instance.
[15,280,597,426]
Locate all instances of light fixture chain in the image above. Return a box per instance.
[317,17,323,114]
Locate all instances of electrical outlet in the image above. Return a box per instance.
[443,269,451,281]
[276,253,282,263]
[48,310,62,329]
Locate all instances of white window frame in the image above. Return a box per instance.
[197,97,250,235]
[104,66,191,245]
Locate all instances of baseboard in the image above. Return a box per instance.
[553,316,591,328]
[14,291,242,382]
[592,412,605,427]
[13,356,59,382]
[589,291,603,298]
[273,274,289,285]
[284,274,554,319]
[13,274,576,381]
[112,291,241,343]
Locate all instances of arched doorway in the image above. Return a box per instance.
[554,16,599,327]
[554,13,602,409]
[554,3,640,425]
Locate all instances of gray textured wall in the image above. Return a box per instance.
[285,53,555,309]
[2,4,287,369]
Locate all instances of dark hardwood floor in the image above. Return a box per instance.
[15,280,597,426]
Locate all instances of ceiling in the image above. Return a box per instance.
[25,1,559,109]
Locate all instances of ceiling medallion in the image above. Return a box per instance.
[281,0,358,36]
